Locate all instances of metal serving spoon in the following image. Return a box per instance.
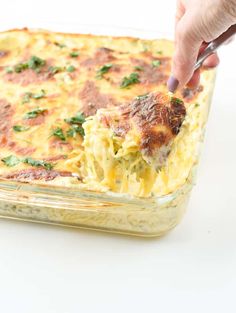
[194,24,236,70]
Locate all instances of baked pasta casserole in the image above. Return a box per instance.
[0,29,215,198]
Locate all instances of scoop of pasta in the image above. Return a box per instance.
[83,92,186,171]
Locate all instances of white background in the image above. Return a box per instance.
[0,1,236,312]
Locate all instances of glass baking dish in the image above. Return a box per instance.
[0,23,216,237]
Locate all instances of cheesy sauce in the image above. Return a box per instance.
[0,29,215,197]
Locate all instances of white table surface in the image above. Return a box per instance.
[0,1,236,312]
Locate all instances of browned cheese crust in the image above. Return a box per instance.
[0,28,202,182]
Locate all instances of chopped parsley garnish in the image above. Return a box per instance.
[156,50,163,55]
[24,108,47,119]
[22,93,32,104]
[52,127,66,141]
[66,65,76,72]
[1,155,53,170]
[23,157,53,170]
[96,63,113,79]
[48,66,63,74]
[64,112,85,138]
[28,56,46,71]
[66,128,76,138]
[32,89,46,99]
[134,66,144,71]
[54,42,66,48]
[5,66,14,73]
[64,112,86,125]
[13,125,30,132]
[15,63,29,73]
[13,56,46,74]
[22,90,46,103]
[171,97,183,105]
[152,60,161,68]
[120,72,140,88]
[135,93,149,100]
[67,125,85,138]
[70,51,80,57]
[195,103,200,108]
[1,155,21,167]
[48,65,75,74]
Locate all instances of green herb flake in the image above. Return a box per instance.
[32,89,46,99]
[22,90,46,104]
[67,125,85,138]
[1,155,53,170]
[52,127,66,141]
[134,66,144,71]
[1,155,21,167]
[96,63,113,79]
[135,93,149,100]
[54,42,66,48]
[70,51,80,58]
[171,97,183,105]
[64,112,86,125]
[13,125,30,132]
[15,63,29,73]
[66,65,76,73]
[28,56,46,70]
[66,128,76,138]
[152,60,161,68]
[156,50,163,55]
[24,108,47,119]
[14,56,46,74]
[195,103,200,108]
[23,157,53,170]
[22,92,32,104]
[120,72,140,89]
[48,66,63,74]
[5,66,14,73]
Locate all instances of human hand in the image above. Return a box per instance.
[167,0,236,92]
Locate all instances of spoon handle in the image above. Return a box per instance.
[194,24,236,70]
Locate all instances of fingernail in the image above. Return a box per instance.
[167,76,179,93]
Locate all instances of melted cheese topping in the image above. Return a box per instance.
[0,29,215,197]
[82,71,214,197]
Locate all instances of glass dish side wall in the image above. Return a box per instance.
[0,172,193,237]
